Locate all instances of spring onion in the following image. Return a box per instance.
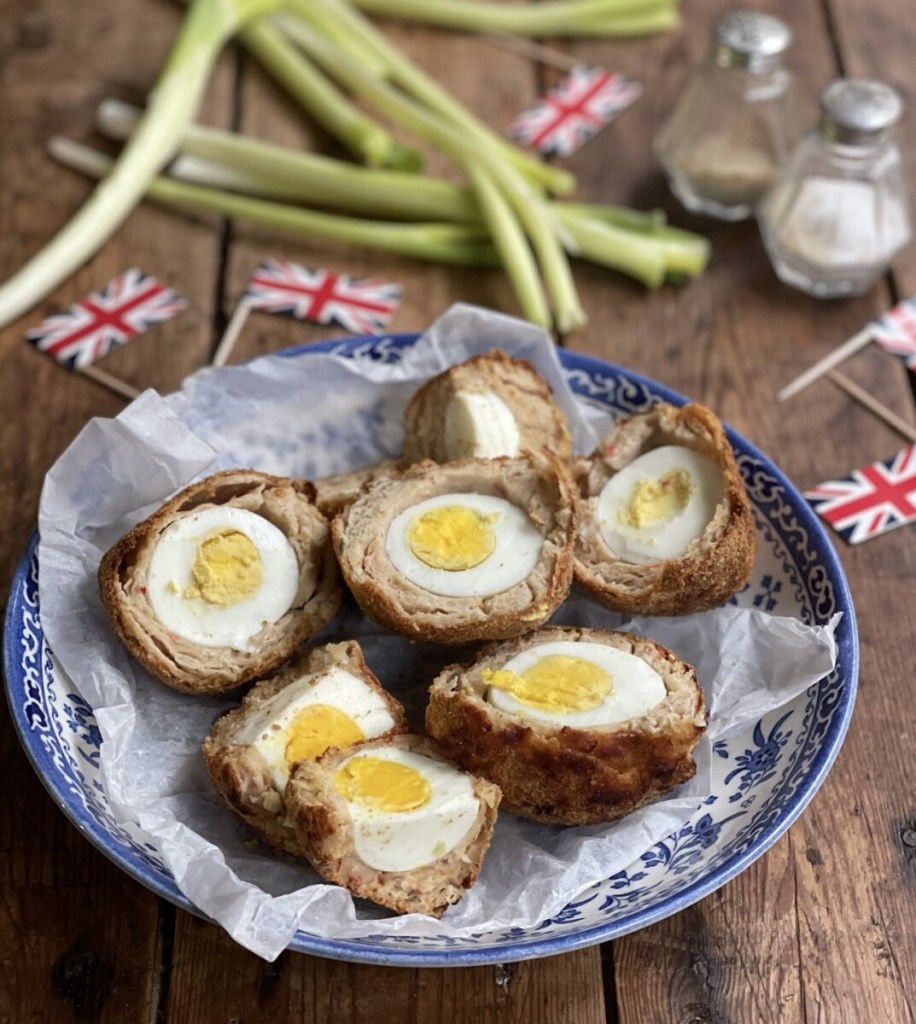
[0,0,283,329]
[347,0,680,37]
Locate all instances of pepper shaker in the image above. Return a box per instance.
[757,79,912,298]
[654,10,796,221]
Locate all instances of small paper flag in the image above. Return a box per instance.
[244,259,401,335]
[25,268,187,369]
[508,65,642,157]
[870,295,916,370]
[804,444,916,544]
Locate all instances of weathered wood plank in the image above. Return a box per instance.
[166,915,605,1024]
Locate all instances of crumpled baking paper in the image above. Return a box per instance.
[37,303,839,961]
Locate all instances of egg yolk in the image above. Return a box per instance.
[335,755,432,813]
[483,655,614,713]
[620,469,693,530]
[184,528,263,605]
[283,705,365,765]
[406,505,497,571]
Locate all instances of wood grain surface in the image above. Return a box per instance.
[1,0,914,1022]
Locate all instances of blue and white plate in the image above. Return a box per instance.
[3,336,857,966]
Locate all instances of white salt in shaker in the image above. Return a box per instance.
[654,10,796,221]
[758,79,912,298]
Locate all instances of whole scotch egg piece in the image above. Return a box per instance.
[402,349,573,464]
[286,734,501,917]
[331,452,577,645]
[98,469,341,694]
[426,625,707,825]
[573,402,756,616]
[203,640,407,856]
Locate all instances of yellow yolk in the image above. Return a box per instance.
[283,704,365,765]
[406,505,497,571]
[335,755,432,813]
[483,655,615,713]
[184,528,264,605]
[619,468,693,530]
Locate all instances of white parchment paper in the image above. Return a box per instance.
[37,304,838,960]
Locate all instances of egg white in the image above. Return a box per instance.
[337,746,480,873]
[444,390,521,459]
[596,445,725,564]
[386,492,543,597]
[485,640,667,728]
[146,506,300,651]
[235,666,398,791]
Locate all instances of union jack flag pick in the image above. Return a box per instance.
[244,260,401,335]
[25,268,187,370]
[870,295,916,370]
[804,444,916,544]
[508,65,642,157]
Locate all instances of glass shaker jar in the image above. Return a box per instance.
[654,10,796,221]
[757,79,912,298]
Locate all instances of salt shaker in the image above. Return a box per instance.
[654,10,796,221]
[757,79,912,298]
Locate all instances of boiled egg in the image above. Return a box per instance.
[334,745,480,872]
[146,506,299,650]
[444,390,521,459]
[596,445,724,564]
[484,640,667,728]
[235,666,399,790]
[385,492,542,597]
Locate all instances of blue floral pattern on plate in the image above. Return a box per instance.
[2,336,857,967]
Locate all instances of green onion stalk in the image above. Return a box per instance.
[49,138,501,267]
[280,8,584,329]
[0,0,283,329]
[347,0,680,37]
[90,102,710,285]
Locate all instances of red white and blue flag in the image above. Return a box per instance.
[804,444,916,544]
[869,295,916,369]
[509,65,642,157]
[25,268,187,370]
[244,260,401,335]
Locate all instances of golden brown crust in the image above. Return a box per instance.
[286,734,502,917]
[313,458,402,520]
[573,402,756,616]
[425,625,707,825]
[331,452,578,645]
[98,469,342,694]
[402,349,573,464]
[202,640,408,857]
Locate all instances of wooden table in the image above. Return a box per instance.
[2,0,915,1020]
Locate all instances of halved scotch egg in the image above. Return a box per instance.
[331,452,577,644]
[401,349,573,464]
[426,625,707,825]
[203,640,407,855]
[98,469,341,694]
[286,734,501,916]
[574,402,756,616]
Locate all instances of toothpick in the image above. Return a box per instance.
[828,369,916,443]
[211,300,251,367]
[778,326,873,402]
[80,364,141,401]
[483,32,581,73]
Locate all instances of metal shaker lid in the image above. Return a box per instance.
[820,79,903,144]
[714,11,792,72]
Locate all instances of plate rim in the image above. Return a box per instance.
[2,334,859,966]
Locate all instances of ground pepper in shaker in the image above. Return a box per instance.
[757,79,912,298]
[654,10,796,221]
